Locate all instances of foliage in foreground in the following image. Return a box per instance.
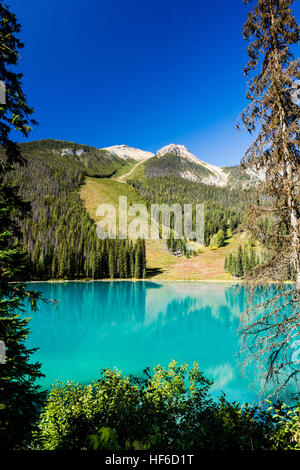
[34,361,300,450]
[0,183,46,451]
[0,1,46,451]
[238,0,300,397]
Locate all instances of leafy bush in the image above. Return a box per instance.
[268,402,300,450]
[34,361,300,450]
[209,229,226,249]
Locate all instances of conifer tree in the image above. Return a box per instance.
[236,246,244,277]
[90,251,96,279]
[134,239,144,279]
[249,246,257,270]
[240,0,300,291]
[118,243,125,279]
[243,249,250,274]
[0,1,45,448]
[215,229,225,248]
[108,245,116,278]
[141,239,146,274]
[0,188,45,449]
[240,0,300,395]
[130,244,135,278]
[228,253,234,273]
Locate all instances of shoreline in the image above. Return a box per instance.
[11,278,241,284]
[10,278,295,284]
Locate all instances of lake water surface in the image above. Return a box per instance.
[24,281,294,403]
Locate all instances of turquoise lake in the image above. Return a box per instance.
[24,281,294,403]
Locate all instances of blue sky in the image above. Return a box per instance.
[8,0,300,166]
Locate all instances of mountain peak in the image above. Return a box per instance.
[103,144,154,161]
[156,143,229,186]
[157,144,199,163]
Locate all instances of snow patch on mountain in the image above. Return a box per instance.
[61,148,87,157]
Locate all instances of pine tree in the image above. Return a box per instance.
[108,245,116,278]
[242,248,250,274]
[240,0,300,294]
[94,240,102,279]
[170,236,175,252]
[215,229,225,248]
[90,251,96,279]
[0,186,46,450]
[101,240,109,278]
[134,239,144,279]
[118,243,126,279]
[130,245,135,278]
[51,253,57,278]
[236,246,244,277]
[228,253,234,274]
[249,246,257,270]
[167,237,171,251]
[240,0,300,393]
[0,2,45,449]
[226,227,233,239]
[141,239,146,274]
[57,245,66,279]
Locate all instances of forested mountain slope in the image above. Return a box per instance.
[80,176,246,280]
[122,143,260,188]
[140,151,259,189]
[3,140,146,280]
[125,153,254,246]
[17,139,130,177]
[2,139,258,280]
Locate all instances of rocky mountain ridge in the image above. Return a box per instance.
[102,142,257,188]
[17,139,260,188]
[157,144,229,186]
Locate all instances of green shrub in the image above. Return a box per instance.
[33,361,300,450]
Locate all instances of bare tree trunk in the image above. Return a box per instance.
[269,2,300,304]
[288,172,300,296]
[281,127,300,307]
[280,104,299,304]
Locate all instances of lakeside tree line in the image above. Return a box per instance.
[225,243,296,280]
[224,245,260,277]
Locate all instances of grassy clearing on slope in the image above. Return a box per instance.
[116,160,146,183]
[80,176,244,280]
[80,177,147,231]
[146,234,244,280]
[113,161,137,179]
